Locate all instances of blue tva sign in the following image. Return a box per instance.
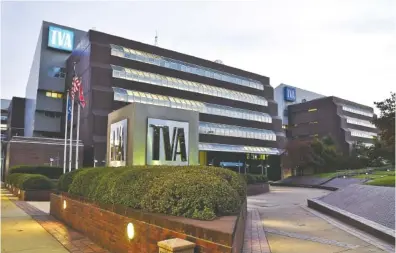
[48,26,74,52]
[284,86,296,102]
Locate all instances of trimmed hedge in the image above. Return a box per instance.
[6,173,54,190]
[63,166,246,220]
[9,165,63,179]
[244,174,268,185]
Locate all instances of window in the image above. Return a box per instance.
[110,65,267,106]
[110,44,263,90]
[0,115,7,121]
[45,91,63,99]
[113,87,272,123]
[0,124,7,130]
[283,109,288,117]
[48,67,66,78]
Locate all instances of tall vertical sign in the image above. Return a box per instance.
[109,119,127,167]
[48,26,74,52]
[147,118,189,166]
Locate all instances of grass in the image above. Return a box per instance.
[365,176,395,187]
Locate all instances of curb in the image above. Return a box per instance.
[269,182,338,191]
[307,198,395,244]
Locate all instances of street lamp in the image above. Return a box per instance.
[94,159,98,168]
[245,164,250,174]
[49,158,54,167]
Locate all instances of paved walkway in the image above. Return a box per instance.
[247,186,394,253]
[1,188,108,253]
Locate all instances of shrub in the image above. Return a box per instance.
[66,166,246,220]
[6,173,53,190]
[58,169,87,192]
[68,168,109,197]
[141,170,241,220]
[9,165,63,179]
[243,174,268,184]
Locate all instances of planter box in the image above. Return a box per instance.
[50,193,247,253]
[247,183,270,196]
[6,185,51,201]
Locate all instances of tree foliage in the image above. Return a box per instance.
[372,92,395,164]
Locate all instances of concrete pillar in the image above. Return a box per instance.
[158,238,195,253]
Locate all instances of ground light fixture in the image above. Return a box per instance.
[18,190,20,194]
[127,222,135,240]
[63,200,67,210]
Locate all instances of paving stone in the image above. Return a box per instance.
[318,184,395,229]
[278,176,330,186]
[321,178,367,188]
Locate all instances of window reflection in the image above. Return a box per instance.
[112,87,272,123]
[110,44,263,90]
[111,65,267,106]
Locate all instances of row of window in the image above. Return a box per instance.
[113,87,273,123]
[349,129,377,139]
[0,115,7,121]
[110,44,263,90]
[199,122,276,141]
[0,124,7,130]
[199,142,281,155]
[111,65,267,106]
[342,105,373,117]
[48,67,66,79]
[45,91,63,99]
[345,116,376,128]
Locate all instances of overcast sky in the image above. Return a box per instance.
[1,0,395,109]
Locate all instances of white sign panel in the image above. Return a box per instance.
[147,118,189,166]
[109,119,127,167]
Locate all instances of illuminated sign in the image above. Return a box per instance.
[147,118,189,165]
[109,119,127,167]
[284,87,296,102]
[48,26,74,52]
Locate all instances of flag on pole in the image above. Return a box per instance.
[70,76,81,100]
[78,82,86,108]
[67,95,72,121]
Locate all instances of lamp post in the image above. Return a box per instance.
[245,164,250,174]
[94,159,98,168]
[49,158,54,167]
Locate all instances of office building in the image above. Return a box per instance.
[274,84,325,129]
[287,96,378,154]
[24,21,86,138]
[65,29,285,178]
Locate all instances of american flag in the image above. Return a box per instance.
[70,76,86,108]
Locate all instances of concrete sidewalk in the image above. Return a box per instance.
[1,189,69,253]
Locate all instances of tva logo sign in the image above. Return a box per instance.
[284,86,296,102]
[147,118,189,166]
[48,26,74,52]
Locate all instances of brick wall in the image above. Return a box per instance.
[50,194,247,253]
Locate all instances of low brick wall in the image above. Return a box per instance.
[247,183,270,196]
[50,193,247,253]
[6,184,51,201]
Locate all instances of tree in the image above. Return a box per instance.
[372,92,395,164]
[284,139,317,175]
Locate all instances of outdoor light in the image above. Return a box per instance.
[343,176,346,179]
[366,173,368,175]
[63,200,67,210]
[127,222,135,240]
[18,190,20,194]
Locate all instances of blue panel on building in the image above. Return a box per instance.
[220,162,244,167]
[48,26,74,52]
[284,86,296,102]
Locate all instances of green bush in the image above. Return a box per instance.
[243,174,268,184]
[9,165,63,179]
[141,170,241,220]
[58,169,87,192]
[66,166,246,220]
[6,173,53,190]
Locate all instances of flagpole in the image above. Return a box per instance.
[63,92,69,174]
[68,96,75,171]
[75,104,81,169]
